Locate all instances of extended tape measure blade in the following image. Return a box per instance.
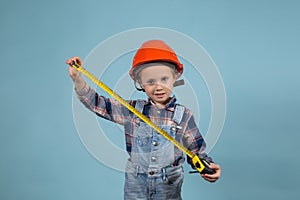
[70,61,214,175]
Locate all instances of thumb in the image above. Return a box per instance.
[209,163,220,170]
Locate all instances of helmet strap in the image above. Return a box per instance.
[173,79,185,87]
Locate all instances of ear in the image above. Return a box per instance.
[175,72,181,80]
[173,72,180,82]
[137,79,144,89]
[134,81,145,92]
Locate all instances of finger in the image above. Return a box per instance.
[70,66,80,73]
[205,178,217,183]
[69,66,75,73]
[201,174,217,182]
[209,164,221,175]
[208,163,218,169]
[66,56,82,65]
[66,57,75,65]
[202,166,221,179]
[72,56,82,65]
[202,173,218,179]
[69,66,79,77]
[202,173,219,181]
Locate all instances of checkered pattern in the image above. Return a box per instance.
[75,84,213,167]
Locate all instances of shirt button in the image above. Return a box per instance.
[151,156,157,162]
[152,141,158,146]
[149,171,155,175]
[171,126,176,132]
[157,110,160,114]
[135,118,140,126]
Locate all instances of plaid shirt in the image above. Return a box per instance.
[76,84,213,167]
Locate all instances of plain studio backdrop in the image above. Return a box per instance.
[0,0,299,199]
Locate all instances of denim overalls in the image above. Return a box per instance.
[124,100,185,200]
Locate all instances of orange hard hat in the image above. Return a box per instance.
[129,40,183,79]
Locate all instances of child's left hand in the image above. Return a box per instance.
[201,163,221,183]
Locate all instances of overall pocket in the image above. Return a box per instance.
[132,121,153,153]
[164,166,184,185]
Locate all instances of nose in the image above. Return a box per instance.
[154,83,163,91]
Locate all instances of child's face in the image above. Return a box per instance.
[139,65,176,107]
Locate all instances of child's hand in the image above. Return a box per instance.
[201,163,221,183]
[66,56,83,81]
[66,56,86,90]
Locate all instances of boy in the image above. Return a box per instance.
[67,40,221,200]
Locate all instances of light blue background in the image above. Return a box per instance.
[1,0,299,199]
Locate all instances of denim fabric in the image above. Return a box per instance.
[124,162,184,200]
[131,122,176,169]
[124,101,184,200]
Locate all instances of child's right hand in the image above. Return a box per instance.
[66,56,83,81]
[66,56,86,90]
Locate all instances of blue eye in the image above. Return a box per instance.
[147,80,155,85]
[161,77,169,82]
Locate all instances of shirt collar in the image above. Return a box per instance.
[145,96,177,111]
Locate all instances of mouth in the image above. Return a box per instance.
[154,92,166,99]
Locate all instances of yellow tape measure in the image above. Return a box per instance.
[70,61,214,174]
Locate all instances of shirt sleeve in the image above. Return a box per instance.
[75,83,131,125]
[182,110,214,167]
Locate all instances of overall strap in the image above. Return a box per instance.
[134,100,145,114]
[172,105,185,125]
